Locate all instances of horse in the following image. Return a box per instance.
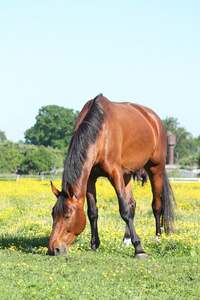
[133,168,148,186]
[49,94,175,259]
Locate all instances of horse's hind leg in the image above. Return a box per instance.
[110,170,147,259]
[146,165,163,239]
[86,176,100,250]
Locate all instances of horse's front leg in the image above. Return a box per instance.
[110,170,147,259]
[123,178,136,247]
[86,177,100,250]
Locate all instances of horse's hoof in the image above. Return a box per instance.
[135,253,148,260]
[91,245,97,251]
[91,241,100,251]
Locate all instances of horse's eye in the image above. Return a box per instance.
[64,215,71,220]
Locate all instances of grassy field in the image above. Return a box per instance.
[0,178,200,299]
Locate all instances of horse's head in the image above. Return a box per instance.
[48,182,86,255]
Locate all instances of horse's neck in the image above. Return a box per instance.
[73,157,94,200]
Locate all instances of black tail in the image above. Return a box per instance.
[161,170,176,234]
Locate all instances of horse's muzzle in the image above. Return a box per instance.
[49,244,68,256]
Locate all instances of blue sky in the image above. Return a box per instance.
[0,0,199,142]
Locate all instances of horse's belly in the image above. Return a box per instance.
[121,129,155,172]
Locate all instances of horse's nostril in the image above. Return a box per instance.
[54,247,60,255]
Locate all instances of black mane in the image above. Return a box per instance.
[62,94,105,191]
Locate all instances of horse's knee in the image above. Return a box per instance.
[119,199,132,222]
[88,206,98,221]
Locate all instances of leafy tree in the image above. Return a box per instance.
[22,146,54,174]
[0,141,23,173]
[162,117,179,134]
[191,136,200,152]
[24,105,79,148]
[0,131,7,143]
[46,146,65,170]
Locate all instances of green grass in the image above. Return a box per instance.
[0,179,200,299]
[1,247,199,299]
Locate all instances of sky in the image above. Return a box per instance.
[0,0,200,142]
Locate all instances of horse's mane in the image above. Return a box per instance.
[62,93,105,191]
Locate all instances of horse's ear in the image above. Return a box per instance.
[51,181,60,197]
[66,182,74,199]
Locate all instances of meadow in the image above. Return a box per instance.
[0,178,200,299]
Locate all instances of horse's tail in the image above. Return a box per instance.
[161,170,176,234]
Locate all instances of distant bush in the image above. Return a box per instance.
[0,141,65,174]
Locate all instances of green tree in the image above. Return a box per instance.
[46,146,65,170]
[0,131,7,143]
[0,141,23,173]
[24,105,79,148]
[22,146,54,174]
[191,136,200,153]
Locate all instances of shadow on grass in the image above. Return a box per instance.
[2,235,188,259]
[0,235,50,254]
[0,235,89,256]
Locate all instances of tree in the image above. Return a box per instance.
[0,141,23,173]
[24,105,79,149]
[0,131,7,143]
[22,146,54,174]
[46,146,65,170]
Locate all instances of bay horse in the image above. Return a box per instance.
[49,94,175,259]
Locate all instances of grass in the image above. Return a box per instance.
[0,179,200,299]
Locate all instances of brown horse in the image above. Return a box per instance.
[49,94,175,258]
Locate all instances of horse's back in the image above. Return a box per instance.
[96,96,167,172]
[75,95,167,174]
